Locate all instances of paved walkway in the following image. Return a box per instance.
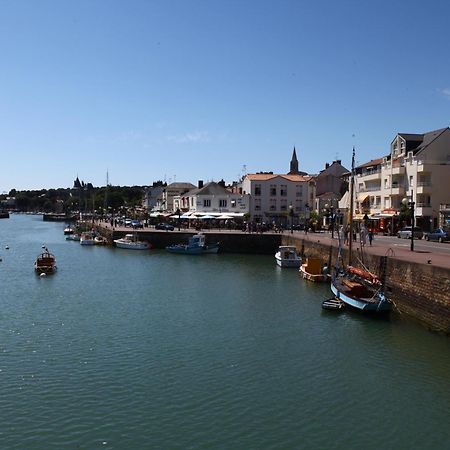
[295,231,450,270]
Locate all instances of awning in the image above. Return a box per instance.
[357,194,369,202]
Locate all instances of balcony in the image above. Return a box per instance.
[357,170,381,182]
[415,203,432,216]
[388,183,406,196]
[416,181,432,194]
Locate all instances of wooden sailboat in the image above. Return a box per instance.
[330,148,391,312]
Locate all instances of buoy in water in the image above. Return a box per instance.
[5,245,9,250]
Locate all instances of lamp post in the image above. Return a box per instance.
[402,191,415,251]
[289,204,294,234]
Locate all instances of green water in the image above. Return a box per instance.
[0,214,449,449]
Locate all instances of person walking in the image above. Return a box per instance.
[368,230,374,246]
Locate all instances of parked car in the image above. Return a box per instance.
[397,226,424,239]
[425,228,450,243]
[131,220,143,229]
[155,222,174,231]
[124,218,132,227]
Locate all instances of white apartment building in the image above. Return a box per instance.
[354,127,450,231]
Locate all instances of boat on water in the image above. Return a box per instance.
[94,236,108,245]
[63,226,74,235]
[275,245,301,268]
[166,233,219,255]
[330,148,391,313]
[114,233,149,250]
[80,232,96,246]
[66,233,80,241]
[35,247,57,274]
[299,257,327,281]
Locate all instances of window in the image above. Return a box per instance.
[269,198,276,211]
[219,199,227,208]
[296,184,303,197]
[280,185,287,196]
[280,199,287,211]
[270,185,277,196]
[254,184,261,196]
[203,199,211,207]
[254,199,261,211]
[409,175,414,187]
[230,200,236,208]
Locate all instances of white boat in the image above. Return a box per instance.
[80,232,96,246]
[94,236,107,245]
[114,233,149,250]
[275,245,301,268]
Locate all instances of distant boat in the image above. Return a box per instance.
[114,233,149,250]
[63,227,74,235]
[66,234,80,241]
[80,232,96,246]
[275,245,301,268]
[35,247,56,274]
[330,148,391,313]
[299,257,327,282]
[166,233,219,255]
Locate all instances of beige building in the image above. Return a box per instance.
[354,127,450,231]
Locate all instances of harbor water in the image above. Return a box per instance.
[1,214,449,449]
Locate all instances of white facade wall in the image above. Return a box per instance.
[242,175,315,223]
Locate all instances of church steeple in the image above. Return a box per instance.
[289,147,299,174]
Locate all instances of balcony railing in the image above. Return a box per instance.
[416,203,431,208]
[417,181,432,187]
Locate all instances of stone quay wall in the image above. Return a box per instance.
[98,226,450,333]
[282,234,450,334]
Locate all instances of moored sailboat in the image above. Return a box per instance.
[330,148,391,312]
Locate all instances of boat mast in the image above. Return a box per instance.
[348,147,355,267]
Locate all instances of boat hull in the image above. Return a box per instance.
[114,240,149,250]
[299,265,326,282]
[166,244,219,255]
[330,278,391,312]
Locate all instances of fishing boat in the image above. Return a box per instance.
[330,148,391,313]
[299,257,327,281]
[35,247,57,274]
[114,233,149,250]
[275,245,301,268]
[63,226,74,235]
[166,233,219,255]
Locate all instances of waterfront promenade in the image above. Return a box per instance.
[97,221,450,270]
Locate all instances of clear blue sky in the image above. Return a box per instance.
[1,0,449,192]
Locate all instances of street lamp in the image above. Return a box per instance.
[402,191,415,251]
[289,204,294,234]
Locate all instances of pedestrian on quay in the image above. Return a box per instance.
[368,230,373,246]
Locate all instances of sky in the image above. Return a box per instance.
[1,0,449,192]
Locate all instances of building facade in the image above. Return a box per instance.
[173,180,249,216]
[353,127,450,232]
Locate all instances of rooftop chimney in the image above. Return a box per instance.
[198,180,204,189]
[325,163,330,169]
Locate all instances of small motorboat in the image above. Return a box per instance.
[80,232,96,246]
[322,297,345,310]
[35,247,57,274]
[63,227,74,235]
[299,257,327,282]
[275,245,301,268]
[114,234,149,250]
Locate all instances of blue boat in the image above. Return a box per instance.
[166,233,219,255]
[330,147,391,313]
